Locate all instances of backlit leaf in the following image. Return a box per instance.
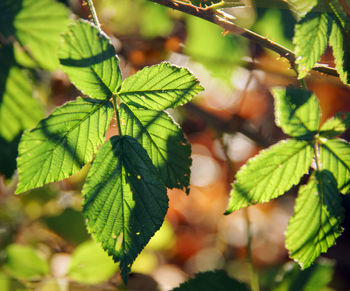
[294,12,331,79]
[273,87,320,139]
[286,170,344,269]
[225,139,313,213]
[285,0,317,17]
[119,62,203,110]
[319,112,350,138]
[16,97,113,193]
[83,135,168,283]
[119,104,191,192]
[59,20,122,100]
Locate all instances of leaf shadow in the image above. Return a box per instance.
[59,49,116,67]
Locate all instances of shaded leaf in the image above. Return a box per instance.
[119,62,203,110]
[286,170,344,269]
[59,20,122,100]
[120,104,191,192]
[16,97,113,193]
[83,135,168,283]
[225,139,313,213]
[285,0,318,17]
[172,270,249,291]
[273,87,321,139]
[294,12,331,79]
[320,138,350,193]
[319,112,350,137]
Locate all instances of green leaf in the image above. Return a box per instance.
[294,12,331,79]
[0,0,71,70]
[82,135,168,283]
[225,139,313,213]
[119,62,203,110]
[0,135,20,179]
[273,87,321,139]
[119,104,191,192]
[59,20,122,100]
[319,112,350,137]
[320,138,350,193]
[286,170,344,269]
[16,97,113,193]
[0,272,26,291]
[329,18,350,85]
[271,260,334,291]
[68,240,118,284]
[4,244,49,280]
[0,65,43,142]
[285,0,318,17]
[171,270,249,291]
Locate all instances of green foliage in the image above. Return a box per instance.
[68,240,118,284]
[285,0,318,17]
[226,86,350,268]
[172,270,249,291]
[4,244,49,280]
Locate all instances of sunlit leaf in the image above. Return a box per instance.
[319,112,350,138]
[286,170,344,269]
[0,0,70,70]
[320,139,350,193]
[83,135,168,283]
[119,62,203,110]
[172,270,249,291]
[294,12,331,79]
[4,244,49,280]
[16,97,113,193]
[273,87,320,139]
[120,104,191,192]
[59,20,122,100]
[68,240,118,284]
[285,0,317,17]
[225,139,313,213]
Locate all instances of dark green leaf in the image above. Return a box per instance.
[59,20,122,100]
[286,170,344,269]
[273,87,321,139]
[82,135,168,283]
[226,140,313,213]
[16,97,113,193]
[119,62,203,110]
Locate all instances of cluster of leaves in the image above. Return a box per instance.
[226,87,350,268]
[15,19,203,282]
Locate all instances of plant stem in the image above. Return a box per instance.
[148,0,338,78]
[85,0,101,29]
[113,95,123,136]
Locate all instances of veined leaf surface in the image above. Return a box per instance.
[83,135,168,283]
[16,97,113,193]
[285,0,317,17]
[59,20,122,100]
[119,62,203,110]
[273,87,320,139]
[225,139,313,213]
[0,0,70,70]
[294,12,331,79]
[119,104,191,192]
[286,171,344,269]
[319,112,350,138]
[320,139,350,193]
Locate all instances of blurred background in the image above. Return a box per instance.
[1,0,350,290]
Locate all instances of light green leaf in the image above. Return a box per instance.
[0,0,70,70]
[225,139,313,213]
[119,62,203,110]
[319,112,350,137]
[119,104,191,192]
[271,260,334,291]
[294,12,331,79]
[172,270,249,291]
[286,170,344,269]
[82,135,168,283]
[320,139,350,193]
[285,0,318,17]
[329,19,350,85]
[273,87,321,139]
[59,20,122,100]
[4,244,49,280]
[0,65,43,142]
[68,240,118,284]
[16,97,113,193]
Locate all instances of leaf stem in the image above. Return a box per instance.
[313,139,321,171]
[85,0,101,29]
[113,95,123,136]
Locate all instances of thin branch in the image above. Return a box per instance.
[85,0,101,29]
[148,0,339,78]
